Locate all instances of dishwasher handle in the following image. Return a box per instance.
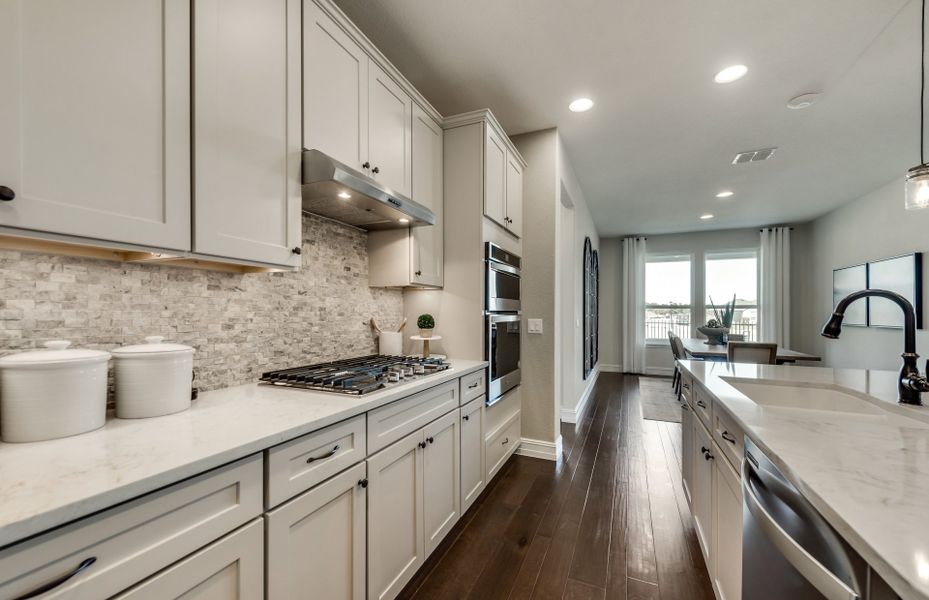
[741,459,860,600]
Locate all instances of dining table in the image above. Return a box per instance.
[680,337,822,363]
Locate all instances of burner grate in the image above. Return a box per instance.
[260,355,450,394]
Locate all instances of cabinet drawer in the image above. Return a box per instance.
[368,380,458,453]
[112,518,264,599]
[681,372,694,404]
[713,405,744,471]
[266,414,366,508]
[460,369,486,405]
[692,382,713,429]
[485,411,520,481]
[0,454,262,600]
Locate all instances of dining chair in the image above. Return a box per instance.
[727,342,777,365]
[668,331,687,395]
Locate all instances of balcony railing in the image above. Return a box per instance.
[645,318,757,341]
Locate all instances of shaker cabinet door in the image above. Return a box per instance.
[460,397,485,513]
[193,0,302,267]
[504,152,523,237]
[368,62,413,197]
[0,0,190,250]
[483,124,508,228]
[692,419,716,571]
[411,105,444,287]
[303,0,369,172]
[422,410,460,556]
[714,454,743,600]
[266,463,367,600]
[367,430,425,600]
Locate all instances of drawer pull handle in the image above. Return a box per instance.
[306,444,340,464]
[696,400,707,408]
[502,437,509,445]
[468,381,481,389]
[683,383,690,389]
[14,557,97,600]
[721,431,737,444]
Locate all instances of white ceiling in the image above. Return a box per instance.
[333,0,918,236]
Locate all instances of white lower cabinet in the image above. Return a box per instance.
[713,450,743,600]
[367,428,425,600]
[682,402,695,506]
[460,396,486,513]
[692,417,715,571]
[113,518,264,600]
[423,410,461,556]
[265,462,367,600]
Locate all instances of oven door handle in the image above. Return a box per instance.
[488,261,520,277]
[741,459,859,600]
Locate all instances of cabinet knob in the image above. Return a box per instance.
[362,162,370,170]
[292,246,302,255]
[463,414,470,421]
[372,166,380,174]
[0,186,14,202]
[415,270,422,276]
[358,478,368,489]
[418,441,427,449]
[427,436,435,444]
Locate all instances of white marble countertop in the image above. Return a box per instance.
[0,359,487,548]
[679,360,929,600]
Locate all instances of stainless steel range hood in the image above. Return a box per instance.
[302,149,435,230]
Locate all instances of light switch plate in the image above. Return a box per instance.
[528,318,544,334]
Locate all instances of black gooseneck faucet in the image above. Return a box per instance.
[822,289,929,405]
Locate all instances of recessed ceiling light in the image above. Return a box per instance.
[787,93,821,110]
[714,64,748,84]
[337,191,351,199]
[569,98,594,112]
[715,190,734,198]
[700,213,715,220]
[398,217,410,224]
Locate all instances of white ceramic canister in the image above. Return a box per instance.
[112,336,195,419]
[0,340,110,443]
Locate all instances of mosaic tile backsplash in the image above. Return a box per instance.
[0,214,403,392]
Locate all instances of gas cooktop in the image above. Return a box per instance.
[260,355,450,395]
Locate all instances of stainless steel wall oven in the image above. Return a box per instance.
[485,243,521,406]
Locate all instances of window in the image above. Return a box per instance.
[645,254,692,341]
[705,251,758,341]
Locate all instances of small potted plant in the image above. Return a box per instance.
[698,294,736,345]
[417,314,435,338]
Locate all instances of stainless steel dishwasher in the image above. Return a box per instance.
[742,437,867,600]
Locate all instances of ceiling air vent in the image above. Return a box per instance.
[732,147,777,165]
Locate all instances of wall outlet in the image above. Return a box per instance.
[527,318,544,334]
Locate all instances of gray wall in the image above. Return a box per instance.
[796,177,929,369]
[0,214,403,392]
[598,237,623,371]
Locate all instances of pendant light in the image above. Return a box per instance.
[906,0,929,209]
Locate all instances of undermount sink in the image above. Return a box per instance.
[721,378,885,415]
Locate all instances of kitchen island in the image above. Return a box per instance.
[679,359,929,600]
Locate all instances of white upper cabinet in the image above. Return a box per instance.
[411,106,444,287]
[368,63,413,197]
[484,124,508,228]
[303,0,368,172]
[482,121,523,238]
[193,0,302,268]
[0,0,191,251]
[505,153,523,237]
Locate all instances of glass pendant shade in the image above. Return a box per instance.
[905,164,929,210]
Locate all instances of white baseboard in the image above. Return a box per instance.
[560,367,600,424]
[644,366,674,377]
[599,363,622,373]
[516,435,563,461]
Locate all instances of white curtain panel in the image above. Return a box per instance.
[622,236,647,373]
[759,227,791,346]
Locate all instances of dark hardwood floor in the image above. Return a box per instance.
[397,373,715,600]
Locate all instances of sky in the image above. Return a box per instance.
[645,256,757,306]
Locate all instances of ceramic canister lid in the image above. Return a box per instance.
[0,340,111,366]
[111,336,195,357]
